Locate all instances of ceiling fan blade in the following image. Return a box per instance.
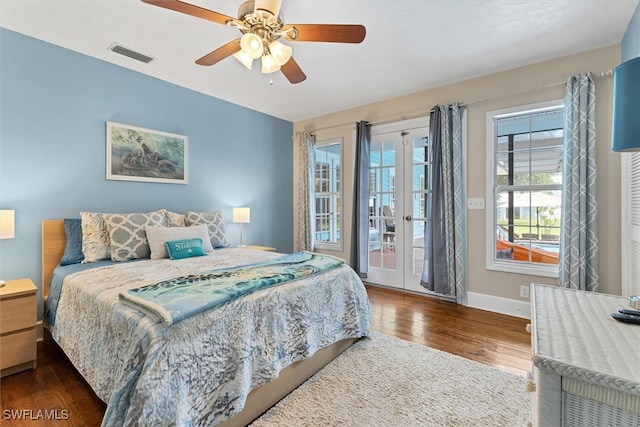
[195,39,241,66]
[141,0,234,26]
[283,24,366,43]
[254,0,282,16]
[280,57,306,84]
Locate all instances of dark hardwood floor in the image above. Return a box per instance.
[365,284,531,376]
[0,285,531,426]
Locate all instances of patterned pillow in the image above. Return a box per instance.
[103,212,166,262]
[80,211,111,263]
[160,209,187,227]
[145,224,214,259]
[185,211,229,248]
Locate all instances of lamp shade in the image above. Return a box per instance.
[612,56,640,152]
[269,40,292,66]
[240,33,264,59]
[0,210,15,239]
[261,54,281,74]
[233,50,254,70]
[233,207,250,224]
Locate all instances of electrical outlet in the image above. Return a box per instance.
[467,198,485,210]
[520,285,530,299]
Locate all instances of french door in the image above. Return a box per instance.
[367,118,430,294]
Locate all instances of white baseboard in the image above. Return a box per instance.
[467,292,531,319]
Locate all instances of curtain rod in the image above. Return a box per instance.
[306,68,613,136]
[308,109,431,136]
[462,68,613,109]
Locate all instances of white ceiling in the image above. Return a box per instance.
[1,0,638,122]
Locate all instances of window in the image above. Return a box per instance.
[486,100,564,277]
[314,140,342,250]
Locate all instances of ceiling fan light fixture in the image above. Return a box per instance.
[261,54,281,74]
[240,33,264,59]
[233,50,254,70]
[141,0,365,84]
[269,40,292,66]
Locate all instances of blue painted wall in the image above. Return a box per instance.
[622,1,640,60]
[0,29,294,314]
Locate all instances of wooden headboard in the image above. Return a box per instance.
[42,219,66,300]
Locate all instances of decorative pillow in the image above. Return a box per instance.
[80,212,111,263]
[60,218,84,266]
[185,211,230,249]
[103,211,166,262]
[165,238,206,260]
[145,224,214,259]
[160,209,186,227]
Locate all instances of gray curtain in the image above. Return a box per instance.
[294,131,315,252]
[559,74,599,291]
[421,104,467,305]
[350,121,371,278]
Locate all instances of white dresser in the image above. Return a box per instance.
[530,284,640,427]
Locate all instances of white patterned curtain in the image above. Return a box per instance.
[294,131,315,252]
[421,104,467,305]
[559,74,599,291]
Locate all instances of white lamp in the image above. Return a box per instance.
[0,210,15,240]
[269,40,292,66]
[233,50,255,70]
[240,33,264,59]
[261,54,281,74]
[0,209,15,287]
[232,207,250,247]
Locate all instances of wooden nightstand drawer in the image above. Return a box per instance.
[0,329,37,370]
[0,293,36,334]
[0,278,37,377]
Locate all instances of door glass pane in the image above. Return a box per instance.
[412,136,429,275]
[369,139,396,271]
[382,142,395,166]
[413,247,425,275]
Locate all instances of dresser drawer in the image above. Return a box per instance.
[0,329,37,370]
[0,294,36,334]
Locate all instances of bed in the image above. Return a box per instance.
[41,217,371,427]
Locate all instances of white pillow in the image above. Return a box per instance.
[145,224,214,259]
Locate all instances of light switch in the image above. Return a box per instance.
[467,198,485,210]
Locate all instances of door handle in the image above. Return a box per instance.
[405,215,412,221]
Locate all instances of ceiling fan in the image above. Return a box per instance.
[141,0,366,84]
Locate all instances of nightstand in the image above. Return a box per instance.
[1,278,37,377]
[246,245,277,252]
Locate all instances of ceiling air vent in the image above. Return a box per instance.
[109,43,154,64]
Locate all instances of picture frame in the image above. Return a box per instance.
[106,121,188,184]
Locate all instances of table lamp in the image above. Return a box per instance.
[232,207,250,247]
[0,209,15,287]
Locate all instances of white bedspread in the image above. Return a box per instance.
[50,248,371,426]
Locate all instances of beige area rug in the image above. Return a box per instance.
[251,333,532,427]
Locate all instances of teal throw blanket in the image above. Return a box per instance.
[119,251,345,325]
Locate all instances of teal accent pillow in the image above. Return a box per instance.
[165,238,206,260]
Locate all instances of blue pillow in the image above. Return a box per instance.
[165,238,206,260]
[60,218,84,266]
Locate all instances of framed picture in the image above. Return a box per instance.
[106,121,188,184]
